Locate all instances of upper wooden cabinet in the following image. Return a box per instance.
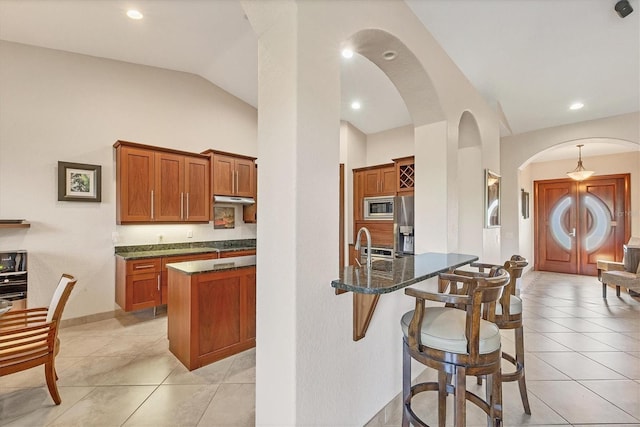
[243,163,258,223]
[394,156,415,195]
[114,140,210,224]
[204,150,256,198]
[358,164,396,197]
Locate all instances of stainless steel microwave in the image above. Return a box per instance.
[364,196,394,220]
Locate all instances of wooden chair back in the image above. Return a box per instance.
[406,268,510,362]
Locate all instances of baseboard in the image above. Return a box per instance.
[60,305,167,329]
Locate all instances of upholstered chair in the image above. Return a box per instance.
[401,268,510,427]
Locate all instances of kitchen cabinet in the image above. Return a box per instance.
[167,259,256,370]
[242,163,258,223]
[354,220,394,248]
[394,156,415,195]
[353,170,365,221]
[160,252,219,304]
[204,150,256,198]
[360,164,395,197]
[116,251,221,311]
[220,249,256,258]
[114,140,210,224]
[115,257,162,312]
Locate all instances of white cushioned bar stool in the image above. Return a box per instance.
[464,256,532,414]
[401,268,510,427]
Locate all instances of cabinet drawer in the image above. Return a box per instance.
[126,258,161,275]
[220,249,256,258]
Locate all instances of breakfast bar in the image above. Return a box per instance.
[331,252,478,340]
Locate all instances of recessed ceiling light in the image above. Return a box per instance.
[382,50,397,61]
[569,102,584,110]
[351,101,361,110]
[341,49,354,59]
[127,9,144,20]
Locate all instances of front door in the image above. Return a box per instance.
[535,174,630,276]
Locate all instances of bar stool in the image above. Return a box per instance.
[401,268,510,427]
[467,256,531,414]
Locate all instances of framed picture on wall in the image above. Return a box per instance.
[521,189,530,219]
[57,161,102,202]
[485,169,501,228]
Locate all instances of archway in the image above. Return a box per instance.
[457,111,483,255]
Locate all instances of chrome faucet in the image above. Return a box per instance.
[354,226,372,269]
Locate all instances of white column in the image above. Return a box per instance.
[414,121,449,253]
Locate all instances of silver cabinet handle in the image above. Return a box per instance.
[134,264,155,270]
[151,190,154,219]
[186,193,190,219]
[232,170,235,194]
[157,275,160,291]
[180,192,184,220]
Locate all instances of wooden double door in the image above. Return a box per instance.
[535,174,630,276]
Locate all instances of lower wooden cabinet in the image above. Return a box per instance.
[115,257,161,312]
[168,266,256,370]
[116,251,221,311]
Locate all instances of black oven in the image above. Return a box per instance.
[0,251,27,309]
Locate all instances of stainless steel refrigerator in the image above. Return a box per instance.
[394,195,414,256]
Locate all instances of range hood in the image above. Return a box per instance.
[214,195,255,205]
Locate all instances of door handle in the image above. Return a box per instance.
[151,190,154,220]
[569,227,576,237]
[232,170,235,194]
[157,275,160,291]
[180,192,184,220]
[186,193,190,219]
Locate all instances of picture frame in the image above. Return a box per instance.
[214,206,235,229]
[485,169,501,228]
[57,161,102,202]
[521,189,530,219]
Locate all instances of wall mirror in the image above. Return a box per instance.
[485,169,501,228]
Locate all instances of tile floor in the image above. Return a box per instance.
[1,271,639,426]
[0,309,255,426]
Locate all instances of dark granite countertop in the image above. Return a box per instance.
[331,252,478,294]
[166,255,256,275]
[114,239,256,260]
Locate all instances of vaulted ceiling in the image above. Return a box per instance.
[1,0,638,160]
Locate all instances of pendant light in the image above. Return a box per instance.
[566,144,594,181]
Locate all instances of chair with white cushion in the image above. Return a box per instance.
[600,240,640,297]
[465,256,531,414]
[0,274,77,405]
[401,268,510,427]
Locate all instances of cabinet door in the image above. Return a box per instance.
[118,146,154,223]
[220,249,256,258]
[128,272,161,311]
[185,156,210,222]
[380,167,396,195]
[212,154,235,196]
[363,170,381,196]
[234,158,254,197]
[155,153,185,221]
[241,270,256,341]
[243,164,257,223]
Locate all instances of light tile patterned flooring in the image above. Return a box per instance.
[0,309,255,426]
[1,271,639,426]
[366,271,640,426]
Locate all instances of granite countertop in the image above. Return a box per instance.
[331,252,478,295]
[114,240,256,260]
[166,255,256,275]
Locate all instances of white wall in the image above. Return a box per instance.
[0,41,257,318]
[501,113,640,262]
[366,124,414,165]
[518,164,533,267]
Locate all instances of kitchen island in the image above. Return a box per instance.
[331,252,478,340]
[166,255,256,370]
